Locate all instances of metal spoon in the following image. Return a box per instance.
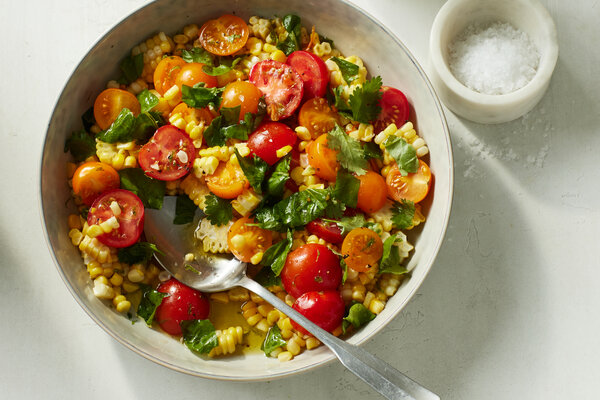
[145,197,439,400]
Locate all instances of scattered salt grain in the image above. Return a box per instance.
[449,22,540,95]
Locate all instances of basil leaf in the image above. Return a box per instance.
[254,266,282,287]
[276,14,302,55]
[327,124,368,175]
[391,200,415,229]
[81,107,96,131]
[118,53,144,85]
[204,194,233,226]
[137,89,159,113]
[173,195,197,225]
[383,136,418,175]
[203,116,226,147]
[118,168,166,209]
[181,319,219,354]
[332,170,360,208]
[221,113,252,140]
[331,57,359,83]
[137,284,168,326]
[202,57,242,76]
[261,230,293,276]
[64,129,96,162]
[181,47,214,65]
[363,141,383,160]
[235,149,268,194]
[131,111,163,143]
[379,233,409,275]
[96,108,136,143]
[118,242,162,264]
[266,154,291,198]
[348,76,383,123]
[342,303,375,334]
[261,325,287,356]
[181,84,223,109]
[256,188,330,231]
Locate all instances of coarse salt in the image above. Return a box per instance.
[448,22,540,95]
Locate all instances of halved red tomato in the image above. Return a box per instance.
[286,50,329,99]
[87,189,144,248]
[247,122,297,165]
[199,14,249,56]
[373,86,410,133]
[138,125,195,181]
[306,219,344,244]
[249,60,304,121]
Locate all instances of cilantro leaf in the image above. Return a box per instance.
[327,124,368,175]
[137,89,159,113]
[332,170,360,208]
[181,47,214,65]
[332,85,352,116]
[137,284,168,326]
[348,76,383,123]
[202,57,242,76]
[342,303,376,334]
[203,116,226,147]
[276,14,302,55]
[181,319,219,354]
[363,141,383,160]
[118,53,144,85]
[261,325,287,356]
[255,188,330,231]
[173,195,198,225]
[118,168,166,209]
[235,149,268,194]
[181,83,224,109]
[266,154,291,198]
[118,242,162,264]
[324,214,367,236]
[96,108,136,143]
[379,233,409,275]
[64,129,96,162]
[391,200,415,229]
[383,136,418,175]
[331,57,359,83]
[204,194,233,226]
[261,230,293,276]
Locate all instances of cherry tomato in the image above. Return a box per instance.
[386,160,432,203]
[176,62,218,90]
[227,217,273,263]
[138,125,195,181]
[153,56,186,95]
[199,14,250,56]
[87,189,144,248]
[356,171,388,214]
[374,86,410,133]
[93,88,141,131]
[205,160,249,199]
[170,102,214,126]
[286,50,329,99]
[291,291,345,335]
[247,122,297,165]
[155,278,210,336]
[306,219,343,244]
[341,227,383,272]
[249,60,304,121]
[306,134,339,181]
[221,81,262,122]
[281,244,342,299]
[72,162,120,206]
[298,97,341,139]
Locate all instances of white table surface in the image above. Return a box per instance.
[2,0,599,399]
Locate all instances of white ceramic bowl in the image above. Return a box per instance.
[429,0,559,124]
[40,0,453,380]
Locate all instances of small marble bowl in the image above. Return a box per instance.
[429,0,558,124]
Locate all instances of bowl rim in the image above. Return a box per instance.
[429,0,559,106]
[39,0,454,381]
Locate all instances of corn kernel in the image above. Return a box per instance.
[295,126,311,141]
[306,337,320,350]
[128,268,144,283]
[210,292,230,303]
[86,224,103,238]
[277,351,293,362]
[163,84,180,101]
[250,251,263,265]
[270,50,287,63]
[124,155,137,168]
[122,281,139,293]
[275,145,292,158]
[116,299,132,313]
[263,43,278,53]
[110,273,124,286]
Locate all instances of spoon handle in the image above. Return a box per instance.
[239,277,440,400]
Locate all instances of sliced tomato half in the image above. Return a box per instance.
[374,86,411,133]
[138,125,195,181]
[286,50,329,99]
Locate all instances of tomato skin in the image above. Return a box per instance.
[87,189,145,248]
[386,160,432,203]
[286,50,329,99]
[247,122,297,165]
[170,102,214,126]
[93,88,141,131]
[221,81,262,122]
[176,62,218,90]
[374,86,410,133]
[138,125,195,181]
[155,278,210,336]
[306,134,339,181]
[227,217,273,263]
[205,160,249,199]
[153,56,186,95]
[298,97,340,139]
[249,60,304,121]
[72,162,120,206]
[199,14,250,56]
[356,171,388,214]
[306,219,344,244]
[291,291,345,335]
[341,227,383,272]
[281,244,342,299]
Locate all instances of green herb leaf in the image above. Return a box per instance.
[363,141,383,160]
[261,230,293,276]
[324,214,367,236]
[235,149,268,194]
[331,57,359,83]
[181,83,224,109]
[118,242,162,264]
[332,85,352,115]
[137,284,168,326]
[255,188,330,231]
[204,193,233,226]
[383,136,418,175]
[391,200,415,230]
[203,116,226,147]
[118,53,144,85]
[342,302,376,334]
[379,233,409,275]
[64,129,96,162]
[131,111,163,144]
[181,319,219,354]
[340,258,348,284]
[348,76,383,123]
[266,154,291,198]
[118,168,166,209]
[202,57,242,76]
[137,89,159,113]
[327,124,368,175]
[81,107,96,131]
[96,108,136,143]
[332,170,360,208]
[261,325,287,356]
[276,14,302,55]
[181,47,215,65]
[173,195,198,225]
[254,266,282,287]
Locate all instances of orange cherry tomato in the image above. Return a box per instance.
[199,14,250,56]
[205,160,249,199]
[221,81,262,121]
[72,162,120,206]
[227,217,272,263]
[298,97,340,139]
[306,134,339,182]
[341,228,383,272]
[93,88,141,131]
[153,56,186,95]
[386,159,432,203]
[175,62,218,90]
[356,170,388,214]
[170,102,214,126]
